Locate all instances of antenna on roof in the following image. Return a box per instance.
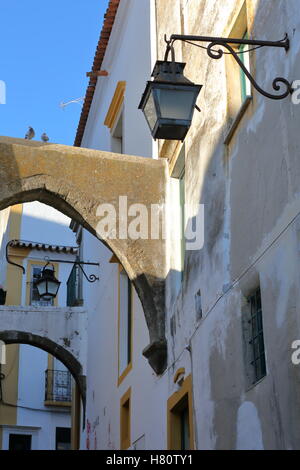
[59,97,84,110]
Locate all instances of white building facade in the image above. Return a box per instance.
[74,0,300,451]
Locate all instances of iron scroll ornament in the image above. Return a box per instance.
[5,240,100,283]
[206,41,292,100]
[76,262,99,283]
[164,34,293,100]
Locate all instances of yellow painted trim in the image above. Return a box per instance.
[223,0,255,145]
[167,375,195,450]
[71,384,81,450]
[47,354,54,370]
[173,367,185,384]
[159,139,183,175]
[120,387,131,450]
[25,259,59,307]
[118,362,132,387]
[7,246,31,258]
[223,0,248,38]
[117,267,133,386]
[44,401,72,407]
[0,205,23,427]
[104,81,126,130]
[9,204,23,239]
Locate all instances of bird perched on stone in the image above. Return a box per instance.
[41,133,49,142]
[25,126,35,140]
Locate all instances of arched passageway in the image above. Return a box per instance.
[0,136,168,373]
[0,330,85,407]
[0,303,87,405]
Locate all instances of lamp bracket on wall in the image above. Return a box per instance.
[164,33,293,100]
[5,240,99,283]
[44,257,100,283]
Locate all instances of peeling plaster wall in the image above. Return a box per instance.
[157,0,300,450]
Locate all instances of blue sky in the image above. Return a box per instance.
[0,0,109,145]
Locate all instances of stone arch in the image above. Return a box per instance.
[0,137,168,373]
[0,330,86,408]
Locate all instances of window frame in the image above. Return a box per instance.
[120,387,131,450]
[248,287,266,384]
[167,375,195,450]
[224,1,253,144]
[238,31,252,103]
[26,260,59,307]
[117,266,133,386]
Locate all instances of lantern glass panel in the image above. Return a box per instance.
[143,90,158,131]
[155,88,197,120]
[47,280,60,297]
[36,280,47,298]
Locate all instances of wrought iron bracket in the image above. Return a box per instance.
[46,257,100,283]
[164,33,293,100]
[76,261,99,283]
[5,241,99,283]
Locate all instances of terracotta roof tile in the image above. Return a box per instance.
[74,0,121,147]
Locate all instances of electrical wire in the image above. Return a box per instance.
[162,207,300,376]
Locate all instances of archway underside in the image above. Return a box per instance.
[0,136,168,373]
[0,330,86,409]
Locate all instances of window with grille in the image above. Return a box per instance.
[248,288,266,383]
[30,266,53,306]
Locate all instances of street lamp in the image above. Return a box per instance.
[34,262,61,301]
[138,60,202,141]
[139,34,293,141]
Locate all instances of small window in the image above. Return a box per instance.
[56,427,71,450]
[120,388,131,450]
[111,110,123,154]
[171,144,186,281]
[179,399,190,450]
[238,32,252,102]
[9,434,32,450]
[225,0,252,132]
[167,375,194,450]
[248,288,266,383]
[118,269,132,380]
[169,396,190,450]
[30,266,53,306]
